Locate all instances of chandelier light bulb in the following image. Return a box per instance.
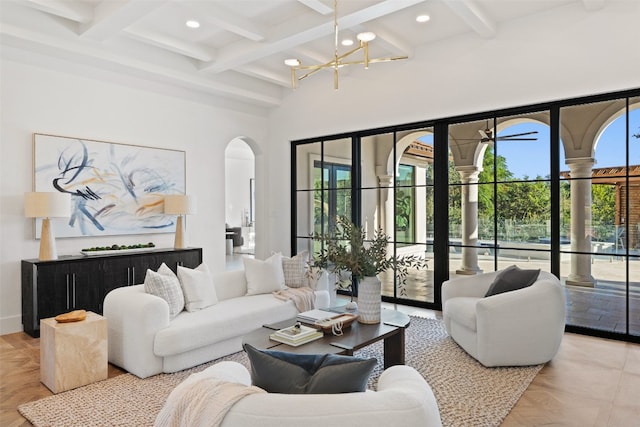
[357,32,376,42]
[284,1,407,89]
[284,58,301,67]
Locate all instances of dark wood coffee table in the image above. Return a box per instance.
[242,308,410,369]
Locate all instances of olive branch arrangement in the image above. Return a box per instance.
[310,216,428,297]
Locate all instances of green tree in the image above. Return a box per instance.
[592,184,615,223]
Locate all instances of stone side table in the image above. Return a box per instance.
[40,311,108,393]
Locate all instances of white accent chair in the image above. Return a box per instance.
[157,361,443,427]
[441,270,566,367]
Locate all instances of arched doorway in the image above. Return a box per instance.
[225,138,256,269]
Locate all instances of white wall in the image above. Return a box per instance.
[266,0,640,253]
[0,58,268,334]
[2,0,639,335]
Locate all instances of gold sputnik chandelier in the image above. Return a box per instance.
[284,0,408,90]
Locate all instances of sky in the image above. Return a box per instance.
[499,109,640,178]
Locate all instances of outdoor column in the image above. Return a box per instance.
[566,158,596,287]
[378,174,393,232]
[456,166,483,275]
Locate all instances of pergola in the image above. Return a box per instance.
[561,165,640,249]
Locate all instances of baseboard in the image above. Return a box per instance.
[0,315,23,336]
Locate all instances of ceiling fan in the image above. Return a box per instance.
[477,121,538,143]
[455,121,538,144]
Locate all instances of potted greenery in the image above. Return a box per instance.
[312,216,428,323]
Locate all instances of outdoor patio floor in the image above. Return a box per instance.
[381,254,640,337]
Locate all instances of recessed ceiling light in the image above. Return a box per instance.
[416,15,431,23]
[342,39,354,46]
[185,20,200,29]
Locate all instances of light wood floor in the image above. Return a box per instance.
[1,306,639,427]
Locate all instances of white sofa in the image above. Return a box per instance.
[104,269,330,378]
[441,270,566,367]
[156,361,443,427]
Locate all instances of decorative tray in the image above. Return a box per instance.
[314,313,358,334]
[81,247,155,256]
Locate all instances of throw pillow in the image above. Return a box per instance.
[485,265,541,297]
[303,265,323,290]
[244,253,285,295]
[282,251,308,288]
[144,263,184,318]
[243,343,376,394]
[177,262,218,312]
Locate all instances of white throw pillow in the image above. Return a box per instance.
[304,266,323,291]
[144,263,184,318]
[244,253,285,295]
[177,263,218,312]
[282,251,308,288]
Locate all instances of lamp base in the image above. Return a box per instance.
[39,218,58,261]
[174,215,186,249]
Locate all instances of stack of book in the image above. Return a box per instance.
[296,309,341,324]
[269,323,323,347]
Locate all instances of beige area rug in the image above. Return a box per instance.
[19,316,542,427]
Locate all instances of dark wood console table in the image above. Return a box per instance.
[21,247,202,337]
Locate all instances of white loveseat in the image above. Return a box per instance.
[104,269,330,378]
[441,269,566,367]
[156,361,443,427]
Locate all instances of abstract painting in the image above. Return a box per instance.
[33,134,186,238]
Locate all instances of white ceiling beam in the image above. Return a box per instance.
[0,23,280,107]
[79,0,167,40]
[183,2,266,42]
[297,0,333,15]
[235,65,291,87]
[21,0,93,23]
[351,23,413,57]
[582,0,606,11]
[123,28,215,62]
[290,46,333,66]
[204,0,425,73]
[443,0,496,39]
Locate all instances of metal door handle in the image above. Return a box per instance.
[66,274,70,309]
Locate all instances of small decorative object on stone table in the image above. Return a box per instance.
[54,309,87,323]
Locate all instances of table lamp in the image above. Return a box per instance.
[25,192,71,260]
[164,195,197,249]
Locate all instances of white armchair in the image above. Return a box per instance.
[441,269,566,367]
[156,361,443,427]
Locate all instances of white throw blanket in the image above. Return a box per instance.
[272,286,316,312]
[154,374,265,427]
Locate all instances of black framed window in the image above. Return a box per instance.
[291,88,640,343]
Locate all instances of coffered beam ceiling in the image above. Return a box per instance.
[1,0,607,110]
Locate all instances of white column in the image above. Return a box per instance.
[566,158,596,287]
[378,174,393,233]
[456,166,483,275]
